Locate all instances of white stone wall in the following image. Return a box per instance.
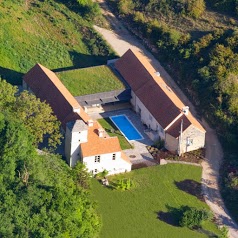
[180,125,206,153]
[131,91,164,139]
[83,151,131,175]
[65,127,88,167]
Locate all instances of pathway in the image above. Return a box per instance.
[94,1,238,237]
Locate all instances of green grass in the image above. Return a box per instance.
[92,164,221,238]
[0,0,114,84]
[97,118,132,150]
[57,65,125,96]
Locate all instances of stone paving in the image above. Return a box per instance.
[88,107,158,167]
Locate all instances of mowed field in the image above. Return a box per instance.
[92,164,221,238]
[0,0,114,84]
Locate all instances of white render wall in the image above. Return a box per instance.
[131,91,164,139]
[83,151,131,175]
[180,125,206,154]
[65,127,88,167]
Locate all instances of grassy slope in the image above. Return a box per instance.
[0,0,113,84]
[57,66,124,96]
[92,164,221,238]
[98,118,132,150]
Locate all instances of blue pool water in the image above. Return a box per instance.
[110,115,143,141]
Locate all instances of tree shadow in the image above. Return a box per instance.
[174,179,205,202]
[157,205,218,237]
[157,205,184,227]
[0,66,23,85]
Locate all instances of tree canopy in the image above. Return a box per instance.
[0,79,62,148]
[0,113,101,237]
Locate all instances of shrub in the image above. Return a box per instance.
[154,138,165,150]
[179,206,211,229]
[116,178,134,191]
[95,169,109,178]
[219,226,229,238]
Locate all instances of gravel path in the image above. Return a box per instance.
[95,1,238,237]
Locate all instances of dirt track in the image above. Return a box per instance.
[94,1,238,237]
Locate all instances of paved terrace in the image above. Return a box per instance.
[88,106,157,167]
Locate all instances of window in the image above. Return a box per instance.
[94,169,97,173]
[187,138,193,146]
[112,154,116,160]
[95,155,100,163]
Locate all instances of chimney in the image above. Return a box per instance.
[73,107,80,113]
[98,128,104,138]
[87,120,94,127]
[182,106,189,115]
[155,71,160,77]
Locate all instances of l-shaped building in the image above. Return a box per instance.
[23,49,205,174]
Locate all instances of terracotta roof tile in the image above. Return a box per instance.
[115,49,205,133]
[80,121,122,157]
[23,64,90,128]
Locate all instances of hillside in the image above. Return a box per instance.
[107,0,238,223]
[0,0,115,84]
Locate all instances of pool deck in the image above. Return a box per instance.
[88,107,158,167]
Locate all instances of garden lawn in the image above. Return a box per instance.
[92,164,221,238]
[0,0,114,84]
[97,118,132,150]
[57,66,124,96]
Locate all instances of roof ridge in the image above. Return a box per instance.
[36,64,80,110]
[127,49,205,133]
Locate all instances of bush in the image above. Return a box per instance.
[153,138,165,150]
[179,206,211,229]
[116,178,134,191]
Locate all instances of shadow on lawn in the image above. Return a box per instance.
[157,205,218,238]
[53,51,111,73]
[174,179,205,202]
[157,205,182,227]
[0,66,23,85]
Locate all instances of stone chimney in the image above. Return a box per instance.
[98,128,104,138]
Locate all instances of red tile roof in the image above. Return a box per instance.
[23,64,131,164]
[115,49,205,137]
[23,64,90,128]
[80,121,123,157]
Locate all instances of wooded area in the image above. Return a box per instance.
[0,80,101,237]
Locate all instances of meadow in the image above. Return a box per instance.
[0,0,114,84]
[92,164,221,238]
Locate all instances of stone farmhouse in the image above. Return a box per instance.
[23,63,132,175]
[114,49,206,155]
[23,49,205,174]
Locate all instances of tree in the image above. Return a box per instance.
[186,0,206,18]
[179,206,211,229]
[13,91,62,148]
[0,80,62,148]
[0,79,17,111]
[0,114,101,237]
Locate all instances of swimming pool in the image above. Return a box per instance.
[110,115,143,141]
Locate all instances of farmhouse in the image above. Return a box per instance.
[23,64,132,175]
[23,48,205,173]
[114,49,206,154]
